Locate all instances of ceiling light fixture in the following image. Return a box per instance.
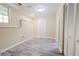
[36,5,45,12]
[37,8,45,12]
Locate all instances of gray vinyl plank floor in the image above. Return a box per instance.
[1,38,63,56]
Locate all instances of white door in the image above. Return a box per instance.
[67,3,76,56]
[75,4,79,56]
[37,18,46,37]
[64,3,76,56]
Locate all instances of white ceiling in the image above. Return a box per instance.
[7,3,59,18]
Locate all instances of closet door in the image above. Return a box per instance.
[64,3,76,56]
[64,4,69,56]
[75,4,79,56]
[67,3,76,56]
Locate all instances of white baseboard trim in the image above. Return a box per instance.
[1,36,33,53]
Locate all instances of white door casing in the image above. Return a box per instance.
[64,4,69,56]
[56,16,60,50]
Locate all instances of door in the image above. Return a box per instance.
[37,18,46,37]
[75,4,79,56]
[67,3,76,56]
[64,3,76,56]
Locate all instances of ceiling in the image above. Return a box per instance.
[7,3,59,18]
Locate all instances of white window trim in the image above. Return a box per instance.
[0,4,9,24]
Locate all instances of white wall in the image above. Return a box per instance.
[0,6,33,51]
[33,15,56,39]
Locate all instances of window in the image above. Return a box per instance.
[0,5,9,23]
